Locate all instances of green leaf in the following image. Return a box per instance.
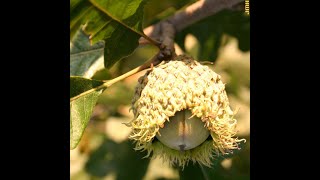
[70,0,149,68]
[179,164,204,180]
[178,164,213,180]
[70,29,105,78]
[176,10,250,62]
[178,143,249,180]
[85,139,150,179]
[70,76,105,98]
[144,0,197,26]
[198,165,216,180]
[70,76,105,149]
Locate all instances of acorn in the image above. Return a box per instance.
[126,55,245,168]
[155,109,210,151]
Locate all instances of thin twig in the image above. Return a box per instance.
[70,53,163,102]
[199,61,215,65]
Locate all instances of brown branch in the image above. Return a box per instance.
[157,21,176,60]
[139,0,244,45]
[168,0,244,32]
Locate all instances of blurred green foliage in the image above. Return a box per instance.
[176,10,250,62]
[85,138,150,179]
[179,138,250,180]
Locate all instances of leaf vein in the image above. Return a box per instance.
[70,47,104,56]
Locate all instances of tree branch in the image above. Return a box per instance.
[140,0,244,45]
[85,0,245,92]
[157,21,176,60]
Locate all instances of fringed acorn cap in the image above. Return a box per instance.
[126,55,245,168]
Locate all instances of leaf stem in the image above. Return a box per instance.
[70,54,161,102]
[141,34,161,47]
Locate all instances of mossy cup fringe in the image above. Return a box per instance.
[125,55,246,167]
[146,140,214,169]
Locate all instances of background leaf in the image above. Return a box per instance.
[176,10,250,62]
[143,0,197,26]
[178,145,250,180]
[70,0,149,68]
[70,76,105,149]
[70,29,105,78]
[85,138,150,179]
[179,164,205,180]
[70,76,104,98]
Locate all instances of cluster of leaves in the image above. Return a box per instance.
[70,0,151,150]
[70,0,249,178]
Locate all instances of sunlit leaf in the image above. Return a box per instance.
[70,76,105,149]
[70,30,104,78]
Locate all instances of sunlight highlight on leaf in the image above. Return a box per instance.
[70,76,106,149]
[70,30,104,78]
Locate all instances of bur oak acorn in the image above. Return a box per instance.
[125,55,245,168]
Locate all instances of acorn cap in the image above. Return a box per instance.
[126,55,245,168]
